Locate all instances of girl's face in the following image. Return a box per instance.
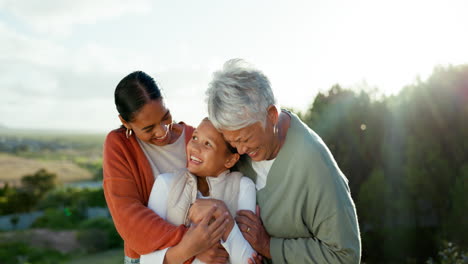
[187,120,239,177]
[120,99,174,146]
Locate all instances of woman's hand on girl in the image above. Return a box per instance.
[164,206,229,264]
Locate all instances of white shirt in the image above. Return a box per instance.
[251,158,276,191]
[137,128,187,177]
[140,172,256,264]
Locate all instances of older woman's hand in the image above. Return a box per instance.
[188,198,231,223]
[236,205,272,259]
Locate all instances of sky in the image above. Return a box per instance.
[1,0,467,133]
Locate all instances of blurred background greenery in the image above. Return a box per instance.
[1,64,467,263]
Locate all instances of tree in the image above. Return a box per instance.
[21,169,57,200]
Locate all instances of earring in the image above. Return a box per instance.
[274,123,278,136]
[126,128,133,139]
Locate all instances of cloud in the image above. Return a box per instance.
[0,0,152,35]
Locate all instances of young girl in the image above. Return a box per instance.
[140,118,257,264]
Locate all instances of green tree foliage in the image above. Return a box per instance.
[77,217,123,252]
[21,169,57,200]
[298,64,468,263]
[0,241,67,264]
[0,169,57,214]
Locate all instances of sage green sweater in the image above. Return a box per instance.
[237,112,361,263]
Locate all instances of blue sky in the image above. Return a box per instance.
[1,0,467,132]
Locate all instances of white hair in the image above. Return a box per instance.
[205,59,276,130]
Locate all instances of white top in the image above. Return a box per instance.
[251,158,276,191]
[140,173,257,264]
[137,128,187,177]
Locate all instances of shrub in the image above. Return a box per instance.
[0,241,67,264]
[426,241,468,264]
[78,217,123,252]
[32,207,86,230]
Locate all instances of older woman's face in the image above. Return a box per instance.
[221,121,275,161]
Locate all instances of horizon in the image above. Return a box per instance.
[1,0,467,132]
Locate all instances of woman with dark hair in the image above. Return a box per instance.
[103,71,230,264]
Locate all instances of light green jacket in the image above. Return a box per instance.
[237,112,361,263]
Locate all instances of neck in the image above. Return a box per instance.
[269,111,290,160]
[168,123,183,144]
[197,177,210,196]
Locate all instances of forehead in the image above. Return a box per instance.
[197,121,224,143]
[221,123,260,141]
[131,99,167,125]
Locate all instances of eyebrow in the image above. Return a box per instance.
[141,110,170,131]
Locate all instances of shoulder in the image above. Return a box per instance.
[177,122,195,143]
[156,172,177,187]
[105,127,126,144]
[240,176,255,189]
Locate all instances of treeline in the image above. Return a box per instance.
[297,65,468,263]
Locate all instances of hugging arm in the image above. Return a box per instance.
[103,133,186,255]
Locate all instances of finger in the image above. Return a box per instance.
[235,215,254,227]
[256,205,261,216]
[213,247,229,258]
[238,210,260,223]
[208,212,227,231]
[253,252,263,264]
[240,229,255,243]
[210,220,228,243]
[200,206,217,225]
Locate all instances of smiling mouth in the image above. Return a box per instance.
[190,155,203,164]
[153,130,170,141]
[248,149,259,157]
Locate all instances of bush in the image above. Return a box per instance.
[32,207,86,230]
[426,241,468,264]
[0,241,67,264]
[77,217,123,252]
[76,228,110,253]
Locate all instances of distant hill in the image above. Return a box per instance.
[0,153,93,186]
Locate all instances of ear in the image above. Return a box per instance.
[267,105,279,126]
[118,115,131,130]
[224,153,240,169]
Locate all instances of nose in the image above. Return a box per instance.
[154,123,169,138]
[236,144,248,155]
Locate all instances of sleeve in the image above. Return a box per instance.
[140,173,175,264]
[269,139,361,263]
[102,133,187,255]
[221,177,257,264]
[269,207,361,263]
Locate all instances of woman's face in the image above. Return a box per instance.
[123,99,174,146]
[187,120,238,177]
[221,121,276,162]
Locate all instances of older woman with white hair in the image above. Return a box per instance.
[204,59,362,263]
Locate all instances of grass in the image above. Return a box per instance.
[66,248,124,264]
[0,152,93,185]
[0,129,105,185]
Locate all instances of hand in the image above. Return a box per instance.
[248,252,263,264]
[165,207,229,263]
[236,205,271,259]
[196,243,229,264]
[189,198,230,224]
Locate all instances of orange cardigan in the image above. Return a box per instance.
[103,123,195,259]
